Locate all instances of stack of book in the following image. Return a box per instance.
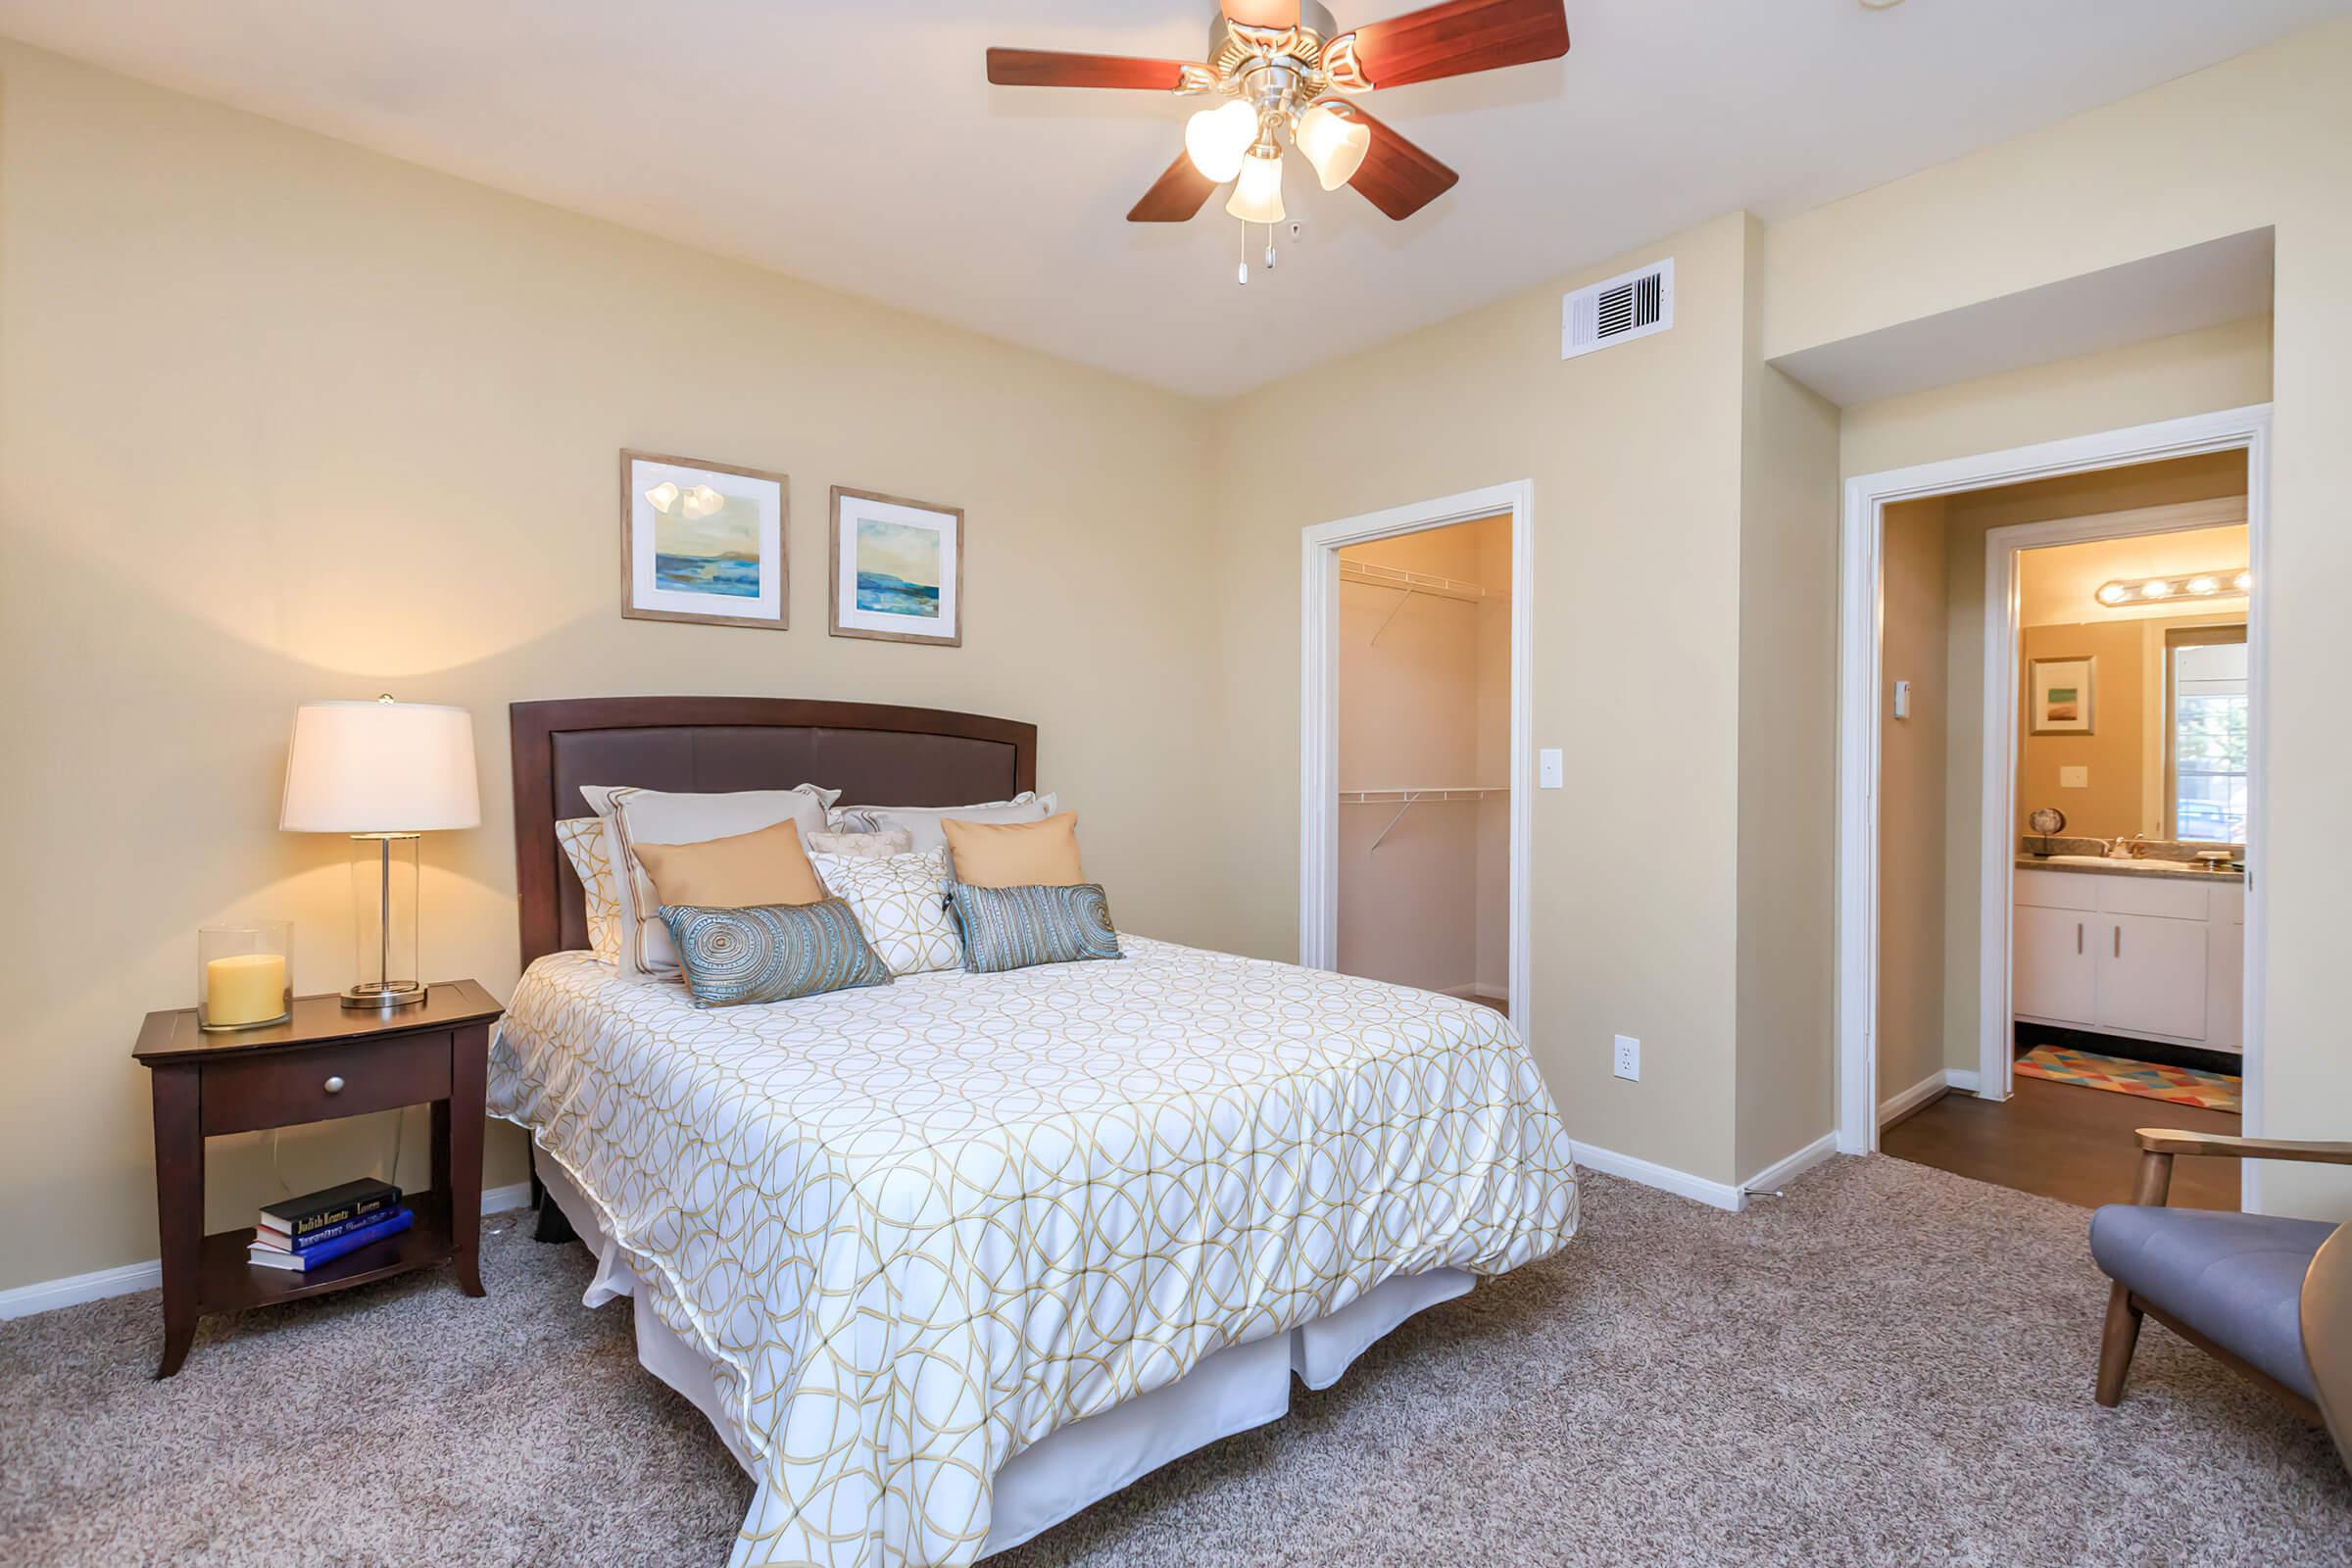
[248,1178,414,1272]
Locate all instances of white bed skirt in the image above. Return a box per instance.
[534,1152,1471,1558]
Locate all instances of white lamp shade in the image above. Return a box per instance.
[280,700,481,833]
[1225,148,1287,223]
[1185,100,1258,183]
[1294,101,1370,190]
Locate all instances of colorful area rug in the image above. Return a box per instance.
[2014,1044,2240,1112]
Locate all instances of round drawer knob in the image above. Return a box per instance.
[322,1075,346,1095]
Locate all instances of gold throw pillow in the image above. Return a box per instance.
[632,819,826,909]
[941,811,1085,889]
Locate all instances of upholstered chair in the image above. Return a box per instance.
[2090,1128,2350,1436]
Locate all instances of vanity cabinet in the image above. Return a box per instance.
[2013,868,2242,1053]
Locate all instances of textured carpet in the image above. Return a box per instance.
[2015,1043,2243,1111]
[4,1157,2345,1566]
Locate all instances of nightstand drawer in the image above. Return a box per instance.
[201,1032,452,1135]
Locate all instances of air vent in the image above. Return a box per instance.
[1561,258,1674,361]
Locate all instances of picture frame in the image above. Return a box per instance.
[619,450,789,631]
[2029,655,2096,736]
[829,486,964,647]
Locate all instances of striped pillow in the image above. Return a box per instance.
[656,898,894,1008]
[946,882,1124,973]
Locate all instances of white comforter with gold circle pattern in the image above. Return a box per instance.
[490,937,1579,1567]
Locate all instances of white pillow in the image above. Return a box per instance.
[554,817,622,964]
[811,849,962,976]
[831,791,1059,855]
[582,784,835,981]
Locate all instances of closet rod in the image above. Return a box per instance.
[1345,786,1508,853]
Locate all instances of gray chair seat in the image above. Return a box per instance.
[2090,1204,2333,1400]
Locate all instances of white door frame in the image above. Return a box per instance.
[1834,407,2272,1200]
[1300,480,1535,1040]
[1976,495,2250,1100]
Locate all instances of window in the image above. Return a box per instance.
[2167,627,2248,843]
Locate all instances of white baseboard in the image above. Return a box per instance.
[1440,983,1509,1003]
[1944,1067,1982,1095]
[1571,1140,1747,1213]
[0,1182,540,1323]
[1878,1070,1951,1127]
[1740,1133,1840,1197]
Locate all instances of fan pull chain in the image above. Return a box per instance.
[1237,220,1249,286]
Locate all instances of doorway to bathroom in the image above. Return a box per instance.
[1299,482,1533,1037]
[1833,406,2272,1210]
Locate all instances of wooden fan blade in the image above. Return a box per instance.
[1128,152,1219,222]
[1346,109,1459,220]
[985,48,1193,90]
[1345,0,1569,89]
[1221,1,1301,24]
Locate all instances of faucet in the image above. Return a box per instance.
[2107,835,2148,859]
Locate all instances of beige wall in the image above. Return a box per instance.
[1771,18,2352,1213]
[0,44,1223,1289]
[1212,213,1838,1189]
[1211,211,1756,1186]
[1732,220,1843,1183]
[1335,517,1510,996]
[1876,499,1950,1104]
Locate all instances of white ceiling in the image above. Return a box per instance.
[2,0,2343,397]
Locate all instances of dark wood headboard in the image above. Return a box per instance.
[511,696,1037,966]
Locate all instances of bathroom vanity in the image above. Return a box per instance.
[2012,859,2243,1052]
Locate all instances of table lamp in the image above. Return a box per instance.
[280,696,480,1009]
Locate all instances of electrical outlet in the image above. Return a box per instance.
[1612,1034,1641,1081]
[2060,765,2088,789]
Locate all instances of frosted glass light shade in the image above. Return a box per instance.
[1294,101,1369,190]
[1225,148,1287,223]
[280,699,481,833]
[1185,100,1257,182]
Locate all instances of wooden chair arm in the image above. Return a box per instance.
[2135,1129,2352,1165]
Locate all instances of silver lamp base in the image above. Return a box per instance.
[341,980,428,1011]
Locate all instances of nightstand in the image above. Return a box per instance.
[131,980,503,1378]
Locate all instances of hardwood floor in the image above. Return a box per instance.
[1883,1076,2241,1211]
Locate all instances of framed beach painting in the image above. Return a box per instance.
[829,487,963,647]
[2029,655,2096,735]
[619,450,788,630]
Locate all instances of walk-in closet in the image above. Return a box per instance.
[1335,512,1512,1012]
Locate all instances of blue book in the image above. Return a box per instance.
[248,1207,413,1271]
[258,1209,393,1253]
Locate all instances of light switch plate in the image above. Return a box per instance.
[1612,1034,1640,1081]
[1892,679,1911,719]
[1539,748,1564,789]
[2060,765,2088,789]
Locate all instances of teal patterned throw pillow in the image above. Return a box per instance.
[946,882,1124,973]
[656,898,895,1008]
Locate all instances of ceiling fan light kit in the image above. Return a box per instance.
[986,0,1570,280]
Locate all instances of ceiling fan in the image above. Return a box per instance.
[987,0,1570,258]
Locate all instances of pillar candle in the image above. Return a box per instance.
[205,953,288,1027]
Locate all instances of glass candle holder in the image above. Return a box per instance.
[198,921,293,1031]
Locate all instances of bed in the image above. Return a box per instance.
[493,696,1580,1568]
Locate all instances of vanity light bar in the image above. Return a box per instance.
[2093,568,2250,608]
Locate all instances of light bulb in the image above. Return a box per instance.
[644,481,681,514]
[2096,584,2129,605]
[2140,580,2172,599]
[1226,147,1287,224]
[2233,571,2251,591]
[1294,100,1370,190]
[1185,100,1257,183]
[2186,575,2219,596]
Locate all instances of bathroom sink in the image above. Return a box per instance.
[2042,854,2201,870]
